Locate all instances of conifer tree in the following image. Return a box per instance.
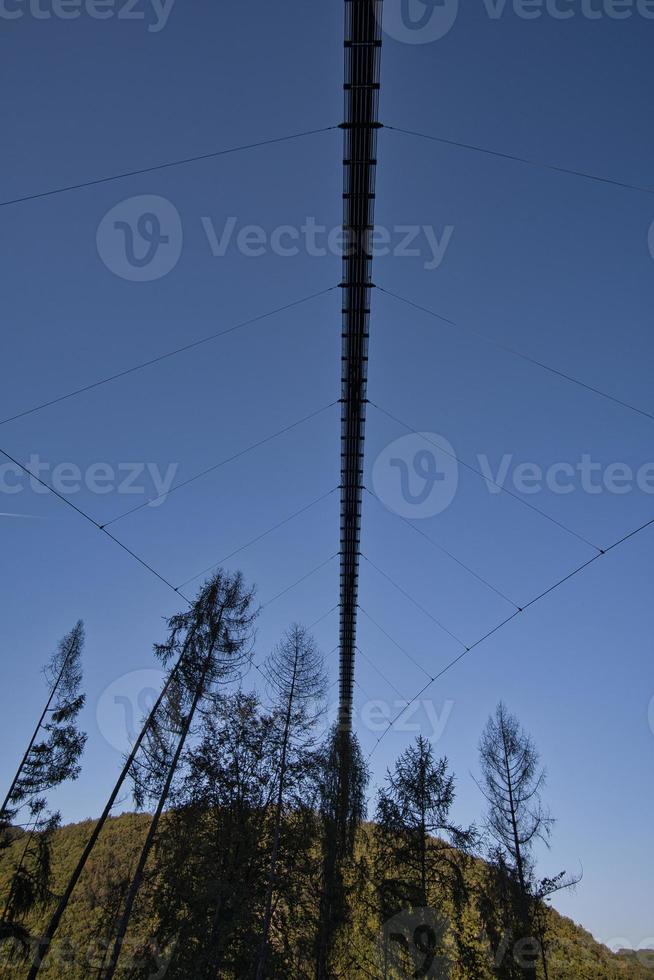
[477,703,572,978]
[255,624,326,980]
[143,691,281,978]
[373,735,476,976]
[144,686,323,979]
[26,573,255,980]
[0,621,86,943]
[100,570,256,980]
[314,725,368,980]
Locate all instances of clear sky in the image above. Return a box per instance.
[1,0,653,955]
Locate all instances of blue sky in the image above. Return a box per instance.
[1,0,653,953]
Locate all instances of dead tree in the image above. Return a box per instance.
[478,703,555,978]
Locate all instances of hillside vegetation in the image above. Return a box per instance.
[0,813,651,979]
[2,597,650,979]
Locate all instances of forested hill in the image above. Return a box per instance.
[0,813,651,979]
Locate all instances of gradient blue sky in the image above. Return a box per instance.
[1,0,653,953]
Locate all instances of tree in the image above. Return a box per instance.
[0,621,86,943]
[373,735,476,976]
[26,572,256,980]
[100,570,256,980]
[314,725,368,980]
[476,847,530,980]
[26,627,203,980]
[1,621,86,827]
[141,686,323,979]
[477,703,562,978]
[143,691,281,978]
[255,624,326,980]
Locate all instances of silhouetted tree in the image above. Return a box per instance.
[142,691,280,978]
[101,570,256,980]
[477,703,570,978]
[1,621,86,827]
[131,685,323,979]
[477,847,529,979]
[373,735,476,975]
[255,624,326,980]
[26,575,257,980]
[314,725,368,980]
[0,621,86,944]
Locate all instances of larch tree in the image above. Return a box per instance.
[26,573,256,980]
[100,570,256,980]
[145,691,283,978]
[0,621,86,944]
[255,624,326,980]
[477,702,567,978]
[147,684,324,979]
[373,735,476,977]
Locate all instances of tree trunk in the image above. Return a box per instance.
[26,650,188,980]
[101,638,219,980]
[500,728,535,978]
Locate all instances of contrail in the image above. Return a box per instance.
[0,512,45,520]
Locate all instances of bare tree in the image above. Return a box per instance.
[478,703,568,978]
[479,704,551,899]
[255,624,326,980]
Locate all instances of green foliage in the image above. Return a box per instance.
[314,726,369,979]
[1,676,649,980]
[0,622,87,943]
[0,813,651,978]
